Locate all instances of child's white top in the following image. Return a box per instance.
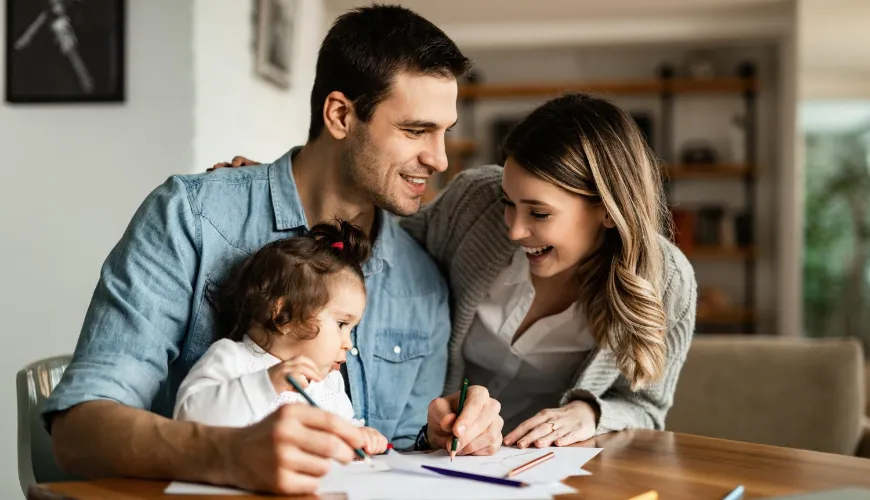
[173,335,357,427]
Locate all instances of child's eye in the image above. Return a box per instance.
[531,211,550,221]
[337,321,348,329]
[500,197,515,207]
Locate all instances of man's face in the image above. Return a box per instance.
[341,72,458,216]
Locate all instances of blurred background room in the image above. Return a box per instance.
[2,0,870,497]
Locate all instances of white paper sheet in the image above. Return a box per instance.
[321,472,576,500]
[385,447,600,484]
[165,446,600,499]
[163,481,247,495]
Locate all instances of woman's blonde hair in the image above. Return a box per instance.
[503,93,669,390]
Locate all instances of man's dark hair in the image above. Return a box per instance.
[308,4,470,141]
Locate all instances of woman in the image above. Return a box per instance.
[214,92,697,449]
[400,92,697,448]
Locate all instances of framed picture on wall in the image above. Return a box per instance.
[5,0,126,103]
[254,0,296,90]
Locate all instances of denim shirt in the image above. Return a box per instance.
[42,147,450,449]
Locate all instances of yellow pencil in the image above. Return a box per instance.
[627,491,658,500]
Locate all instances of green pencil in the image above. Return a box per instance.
[450,378,469,461]
[285,374,370,463]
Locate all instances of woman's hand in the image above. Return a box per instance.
[361,427,389,455]
[503,401,598,448]
[267,356,322,394]
[207,156,261,172]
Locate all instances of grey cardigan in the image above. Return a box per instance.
[400,165,698,435]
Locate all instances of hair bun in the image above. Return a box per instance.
[309,219,372,267]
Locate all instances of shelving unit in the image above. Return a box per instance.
[457,77,757,99]
[443,70,759,333]
[664,164,754,180]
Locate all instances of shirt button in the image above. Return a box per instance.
[393,345,402,354]
[350,347,359,356]
[359,418,366,425]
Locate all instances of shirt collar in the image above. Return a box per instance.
[269,146,395,273]
[502,248,531,286]
[364,210,396,275]
[268,146,307,231]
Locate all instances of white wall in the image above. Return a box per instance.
[799,0,870,98]
[192,0,325,170]
[0,1,194,498]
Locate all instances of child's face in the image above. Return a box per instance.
[298,272,367,378]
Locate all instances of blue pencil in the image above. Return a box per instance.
[421,465,528,488]
[285,375,370,463]
[722,485,745,500]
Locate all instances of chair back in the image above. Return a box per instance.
[17,355,82,496]
[668,335,865,455]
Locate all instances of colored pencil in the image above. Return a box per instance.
[722,485,745,500]
[450,378,469,461]
[627,491,658,500]
[505,451,555,478]
[285,375,370,463]
[421,465,528,488]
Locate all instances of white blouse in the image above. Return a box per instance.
[173,335,358,427]
[463,249,596,432]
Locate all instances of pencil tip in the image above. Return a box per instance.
[450,451,456,461]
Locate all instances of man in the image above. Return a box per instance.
[44,5,502,496]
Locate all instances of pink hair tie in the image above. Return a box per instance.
[332,242,344,250]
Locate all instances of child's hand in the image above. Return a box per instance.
[267,356,322,394]
[361,427,389,455]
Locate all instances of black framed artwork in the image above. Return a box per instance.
[5,0,125,103]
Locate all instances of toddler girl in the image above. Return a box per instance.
[173,220,387,455]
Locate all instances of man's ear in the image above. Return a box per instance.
[323,91,354,140]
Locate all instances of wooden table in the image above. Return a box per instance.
[28,430,870,499]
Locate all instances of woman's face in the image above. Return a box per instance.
[501,157,614,279]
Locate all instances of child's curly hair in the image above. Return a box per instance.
[213,219,371,344]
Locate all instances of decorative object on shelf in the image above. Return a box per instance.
[679,140,719,165]
[735,211,753,246]
[681,50,718,79]
[695,206,724,246]
[670,208,695,251]
[656,63,676,80]
[729,114,748,163]
[631,112,655,153]
[254,0,296,90]
[720,209,737,248]
[698,286,731,312]
[735,60,757,79]
[5,0,126,103]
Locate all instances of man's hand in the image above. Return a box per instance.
[223,403,367,495]
[426,385,503,456]
[207,156,261,172]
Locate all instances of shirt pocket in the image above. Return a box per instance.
[369,329,431,419]
[185,276,223,364]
